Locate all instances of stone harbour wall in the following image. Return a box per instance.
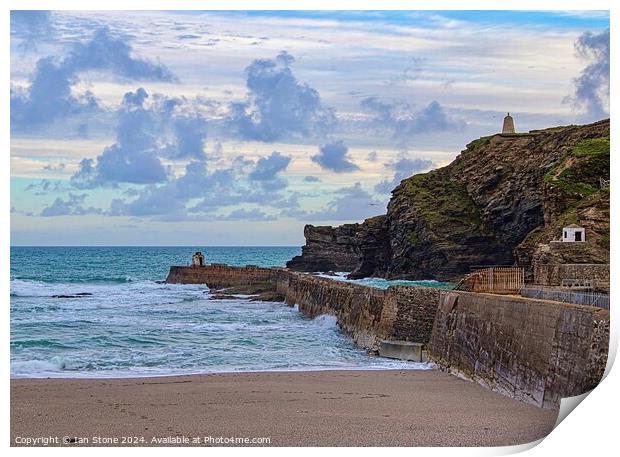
[166,264,276,286]
[166,264,440,351]
[166,264,610,409]
[429,290,610,409]
[533,263,610,286]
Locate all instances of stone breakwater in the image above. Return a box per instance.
[167,264,439,351]
[166,264,610,408]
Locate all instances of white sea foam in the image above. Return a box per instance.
[11,277,432,379]
[11,356,68,375]
[312,314,339,330]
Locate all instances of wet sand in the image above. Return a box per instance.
[11,369,558,447]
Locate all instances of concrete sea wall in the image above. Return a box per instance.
[273,269,440,350]
[429,290,609,408]
[166,264,610,408]
[166,265,440,351]
[166,264,276,286]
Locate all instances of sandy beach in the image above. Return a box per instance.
[11,369,558,447]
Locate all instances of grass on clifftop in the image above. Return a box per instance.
[402,170,482,238]
[466,136,492,151]
[544,136,610,198]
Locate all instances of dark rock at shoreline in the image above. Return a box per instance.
[52,293,93,299]
[286,224,364,272]
[250,291,286,302]
[208,294,239,300]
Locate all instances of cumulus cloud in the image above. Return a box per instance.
[40,193,102,217]
[71,89,168,187]
[25,179,67,195]
[11,27,175,130]
[171,114,209,160]
[10,10,53,51]
[229,51,335,141]
[375,157,436,193]
[303,176,321,183]
[249,152,292,181]
[71,88,208,188]
[103,139,296,222]
[299,183,385,221]
[311,140,359,173]
[566,29,610,120]
[360,97,465,143]
[67,27,176,81]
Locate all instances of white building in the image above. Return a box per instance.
[562,224,585,242]
[191,251,205,266]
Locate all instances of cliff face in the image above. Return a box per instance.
[286,215,390,274]
[288,119,610,281]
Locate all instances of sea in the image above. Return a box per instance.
[10,246,451,378]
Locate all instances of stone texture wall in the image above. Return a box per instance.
[167,264,610,409]
[429,290,610,409]
[533,262,610,286]
[274,269,440,350]
[166,264,276,286]
[377,286,440,343]
[166,264,440,351]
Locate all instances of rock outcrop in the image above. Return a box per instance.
[288,119,610,281]
[286,224,365,272]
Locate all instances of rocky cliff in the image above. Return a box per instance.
[288,119,610,281]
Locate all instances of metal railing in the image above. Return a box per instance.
[520,286,610,310]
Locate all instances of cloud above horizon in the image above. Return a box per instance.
[311,141,359,173]
[228,51,335,142]
[10,10,610,244]
[566,29,610,120]
[10,10,53,51]
[375,157,436,194]
[361,98,465,144]
[11,26,175,131]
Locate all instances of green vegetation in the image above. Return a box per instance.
[544,187,609,249]
[598,233,610,249]
[408,231,421,247]
[402,170,482,236]
[573,137,610,157]
[466,136,492,150]
[544,136,610,198]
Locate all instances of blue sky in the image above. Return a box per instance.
[10,10,610,245]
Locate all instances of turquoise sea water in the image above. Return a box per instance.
[11,246,443,378]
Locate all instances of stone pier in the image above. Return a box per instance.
[166,264,610,409]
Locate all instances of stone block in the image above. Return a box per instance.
[379,340,426,362]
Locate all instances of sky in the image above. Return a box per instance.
[9,10,610,245]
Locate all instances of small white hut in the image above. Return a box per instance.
[562,224,585,242]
